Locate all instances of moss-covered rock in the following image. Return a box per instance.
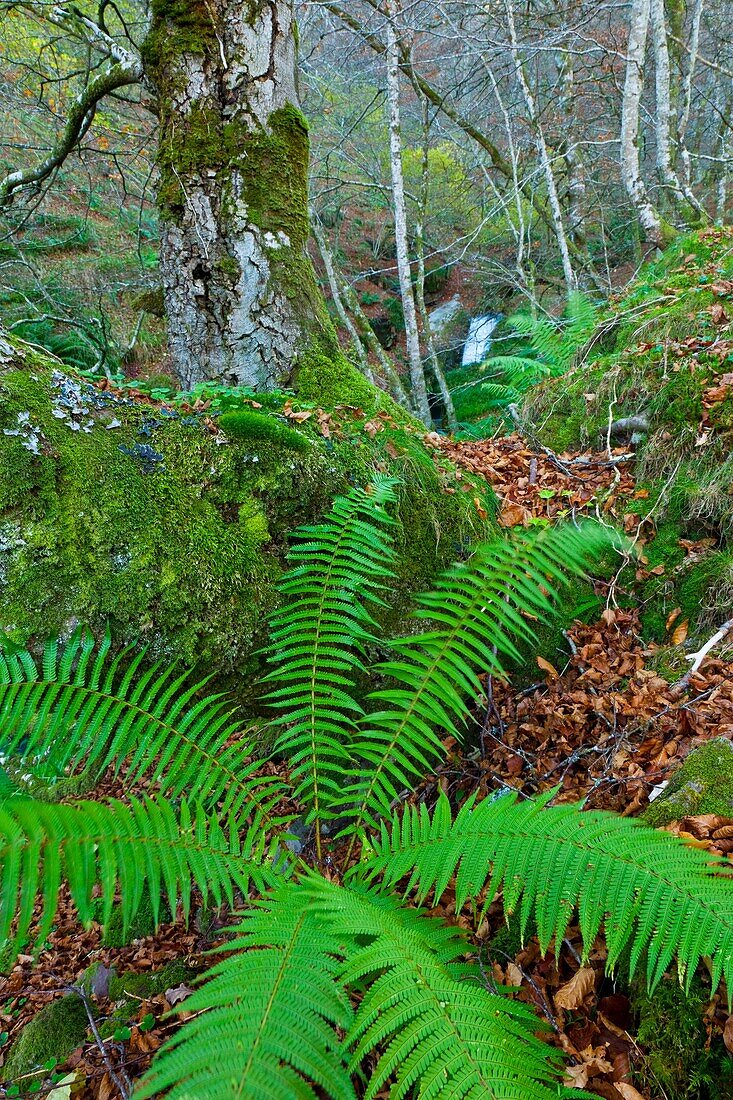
[107,960,193,1004]
[643,738,733,826]
[2,995,88,1082]
[0,337,491,692]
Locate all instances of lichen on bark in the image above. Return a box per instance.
[142,0,343,391]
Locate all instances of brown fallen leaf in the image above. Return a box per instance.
[554,967,596,1010]
[723,1014,733,1053]
[671,619,689,646]
[536,655,559,680]
[614,1084,646,1100]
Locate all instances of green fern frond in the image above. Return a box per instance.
[138,885,355,1100]
[366,790,733,994]
[0,795,284,953]
[303,877,571,1100]
[344,522,619,833]
[0,630,282,821]
[265,478,399,830]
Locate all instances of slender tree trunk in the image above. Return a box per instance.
[648,0,706,221]
[310,213,373,383]
[620,0,666,246]
[504,0,576,294]
[414,98,457,430]
[142,0,337,389]
[678,0,704,189]
[556,47,587,247]
[384,0,432,426]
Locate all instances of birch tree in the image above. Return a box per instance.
[384,0,432,425]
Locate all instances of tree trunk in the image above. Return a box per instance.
[142,0,336,389]
[385,0,432,427]
[620,0,666,247]
[504,0,576,294]
[648,0,706,222]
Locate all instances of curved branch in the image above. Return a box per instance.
[0,57,142,208]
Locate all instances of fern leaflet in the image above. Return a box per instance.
[365,790,733,993]
[265,478,398,838]
[138,885,355,1100]
[0,795,285,952]
[0,630,283,822]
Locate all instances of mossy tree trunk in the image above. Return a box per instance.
[142,0,337,389]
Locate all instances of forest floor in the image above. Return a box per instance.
[2,430,733,1099]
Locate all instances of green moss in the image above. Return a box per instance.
[131,287,165,318]
[631,972,733,1099]
[3,995,89,1082]
[295,346,378,412]
[0,342,483,693]
[101,889,171,948]
[218,410,310,453]
[108,960,193,1004]
[643,738,733,826]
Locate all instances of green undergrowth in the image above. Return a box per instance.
[523,228,733,641]
[0,337,492,695]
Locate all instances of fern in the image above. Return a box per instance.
[6,479,733,1099]
[265,476,398,844]
[138,886,356,1100]
[364,790,733,993]
[458,293,598,418]
[0,629,282,821]
[343,521,619,834]
[0,795,283,953]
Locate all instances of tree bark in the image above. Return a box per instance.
[648,0,706,222]
[384,1,432,426]
[143,0,337,389]
[620,0,666,246]
[504,0,576,294]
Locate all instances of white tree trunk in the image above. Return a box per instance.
[677,0,704,189]
[385,0,432,426]
[649,0,705,221]
[504,0,576,294]
[557,47,587,247]
[620,0,665,246]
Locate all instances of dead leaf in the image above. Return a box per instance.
[665,607,682,631]
[723,1015,733,1053]
[536,656,559,680]
[671,619,689,646]
[474,496,488,521]
[505,962,523,987]
[554,967,596,1010]
[498,501,530,528]
[710,302,729,325]
[165,983,194,1006]
[614,1085,646,1100]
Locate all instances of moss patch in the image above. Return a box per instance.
[218,410,310,453]
[0,339,488,693]
[643,738,733,826]
[631,973,733,1099]
[3,995,88,1083]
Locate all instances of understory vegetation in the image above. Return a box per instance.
[1,483,733,1099]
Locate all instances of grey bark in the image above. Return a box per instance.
[146,0,335,389]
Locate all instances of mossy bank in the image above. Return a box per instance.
[523,227,733,642]
[0,338,492,691]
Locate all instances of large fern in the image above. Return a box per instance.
[342,521,618,834]
[4,479,733,1099]
[363,789,733,992]
[0,629,282,820]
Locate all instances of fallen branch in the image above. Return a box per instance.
[672,617,733,692]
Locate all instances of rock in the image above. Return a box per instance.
[643,737,733,826]
[2,994,89,1082]
[0,336,489,695]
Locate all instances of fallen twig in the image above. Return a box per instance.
[672,617,733,692]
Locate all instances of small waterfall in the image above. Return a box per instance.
[461,314,500,368]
